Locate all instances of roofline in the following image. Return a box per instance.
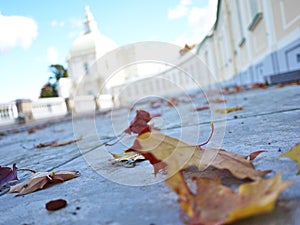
[196,0,221,54]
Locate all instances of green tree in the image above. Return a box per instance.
[49,64,68,81]
[40,64,68,98]
[39,83,57,98]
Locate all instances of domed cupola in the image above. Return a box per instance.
[69,6,117,59]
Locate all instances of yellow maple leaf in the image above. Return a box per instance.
[280,142,300,174]
[215,106,243,113]
[184,172,293,225]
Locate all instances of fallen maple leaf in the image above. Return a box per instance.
[27,129,36,134]
[180,172,293,225]
[106,110,152,146]
[280,142,300,174]
[0,164,18,187]
[193,106,209,112]
[167,97,179,107]
[9,170,79,195]
[251,82,267,89]
[126,127,269,180]
[215,107,243,113]
[124,110,151,135]
[179,44,196,55]
[34,136,82,148]
[206,99,226,104]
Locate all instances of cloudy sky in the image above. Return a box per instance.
[0,0,217,102]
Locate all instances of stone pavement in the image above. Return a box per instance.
[0,84,299,225]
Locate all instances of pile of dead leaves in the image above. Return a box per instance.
[110,110,295,225]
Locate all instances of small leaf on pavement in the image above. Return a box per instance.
[0,164,18,187]
[215,107,243,113]
[124,110,151,135]
[9,170,79,195]
[280,142,300,174]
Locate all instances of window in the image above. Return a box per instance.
[247,0,263,31]
[84,62,89,75]
[236,0,246,46]
[248,0,259,19]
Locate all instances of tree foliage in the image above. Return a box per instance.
[40,64,68,98]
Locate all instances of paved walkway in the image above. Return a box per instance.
[0,84,299,225]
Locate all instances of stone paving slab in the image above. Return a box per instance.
[0,84,299,225]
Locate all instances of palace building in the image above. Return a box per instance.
[62,1,300,107]
[65,6,118,97]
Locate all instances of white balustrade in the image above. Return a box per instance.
[0,102,18,126]
[74,95,96,114]
[0,96,115,127]
[32,97,68,120]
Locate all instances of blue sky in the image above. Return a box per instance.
[0,0,217,102]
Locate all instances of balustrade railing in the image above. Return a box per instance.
[0,95,113,126]
[0,102,18,126]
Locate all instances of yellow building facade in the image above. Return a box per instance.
[198,0,300,86]
[111,0,300,106]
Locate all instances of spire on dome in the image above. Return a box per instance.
[84,6,99,34]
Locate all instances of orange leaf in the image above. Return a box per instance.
[206,99,226,104]
[34,137,82,148]
[215,107,243,113]
[183,172,293,225]
[124,110,151,135]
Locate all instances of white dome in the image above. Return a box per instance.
[69,31,117,58]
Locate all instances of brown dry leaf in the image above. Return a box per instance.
[126,129,269,180]
[27,129,36,134]
[35,136,82,148]
[182,172,293,225]
[124,110,151,135]
[193,106,209,112]
[179,44,196,55]
[215,106,243,113]
[206,99,226,104]
[167,97,179,107]
[280,142,300,174]
[9,170,79,195]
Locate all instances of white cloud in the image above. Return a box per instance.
[51,20,65,27]
[168,0,193,20]
[0,13,38,52]
[69,17,82,28]
[170,0,218,46]
[68,17,83,39]
[47,47,58,64]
